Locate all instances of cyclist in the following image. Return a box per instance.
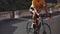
[29,0,51,33]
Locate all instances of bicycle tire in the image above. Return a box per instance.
[26,20,34,34]
[38,23,51,34]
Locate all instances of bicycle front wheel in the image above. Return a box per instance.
[39,23,51,34]
[26,20,34,34]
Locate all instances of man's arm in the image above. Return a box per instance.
[43,2,51,19]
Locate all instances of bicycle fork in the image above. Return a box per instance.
[38,17,45,34]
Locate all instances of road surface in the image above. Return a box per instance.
[0,11,60,34]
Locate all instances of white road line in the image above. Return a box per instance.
[44,15,60,20]
[52,15,60,19]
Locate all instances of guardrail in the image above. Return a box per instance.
[0,9,60,21]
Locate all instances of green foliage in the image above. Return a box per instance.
[0,1,4,11]
[0,0,57,11]
[16,0,31,10]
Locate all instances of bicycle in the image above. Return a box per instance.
[26,14,51,34]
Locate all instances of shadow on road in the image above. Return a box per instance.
[21,11,60,19]
[0,19,27,34]
[0,18,27,24]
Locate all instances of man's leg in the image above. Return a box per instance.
[43,5,51,20]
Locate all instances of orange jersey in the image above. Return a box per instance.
[31,0,46,10]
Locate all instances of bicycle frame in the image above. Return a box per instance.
[26,14,51,34]
[38,16,45,31]
[38,16,51,34]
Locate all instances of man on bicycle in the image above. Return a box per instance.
[29,0,51,33]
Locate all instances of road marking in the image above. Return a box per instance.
[44,15,60,20]
[52,15,60,19]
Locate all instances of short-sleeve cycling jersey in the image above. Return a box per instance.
[31,0,46,10]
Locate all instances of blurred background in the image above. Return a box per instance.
[0,0,59,10]
[0,0,60,34]
[0,0,60,19]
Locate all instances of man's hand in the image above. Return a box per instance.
[45,17,51,21]
[46,13,51,21]
[37,17,40,20]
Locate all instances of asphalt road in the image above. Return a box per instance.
[0,11,60,34]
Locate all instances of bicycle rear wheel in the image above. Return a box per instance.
[39,23,51,34]
[26,20,34,34]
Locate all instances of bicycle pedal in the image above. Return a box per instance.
[34,31,39,34]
